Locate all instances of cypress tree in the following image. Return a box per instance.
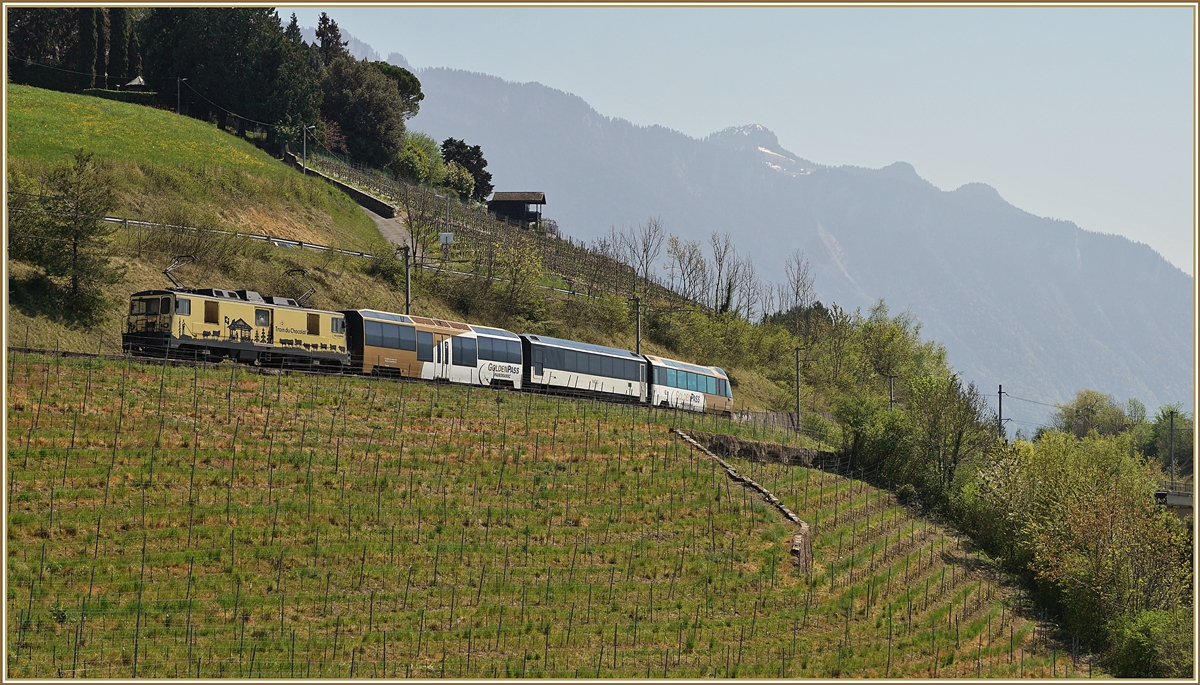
[94,8,109,87]
[76,8,97,89]
[107,7,128,82]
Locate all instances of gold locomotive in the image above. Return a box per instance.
[123,288,348,367]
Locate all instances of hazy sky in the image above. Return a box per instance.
[283,6,1196,275]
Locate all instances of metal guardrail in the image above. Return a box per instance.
[103,216,379,259]
[1157,480,1193,495]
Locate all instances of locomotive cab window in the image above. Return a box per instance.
[307,313,320,335]
[204,301,219,324]
[160,297,171,314]
[175,298,191,316]
[331,318,345,334]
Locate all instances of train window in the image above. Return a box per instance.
[601,356,614,378]
[654,367,665,385]
[452,337,476,367]
[417,331,434,361]
[531,346,542,365]
[506,340,521,364]
[143,298,159,315]
[382,323,401,349]
[478,336,493,361]
[707,375,717,395]
[639,363,645,383]
[563,350,577,373]
[161,297,171,314]
[717,379,726,397]
[307,313,319,335]
[256,309,271,327]
[630,360,641,381]
[666,368,677,388]
[398,325,416,351]
[365,320,384,347]
[204,300,219,324]
[175,298,191,316]
[685,372,696,392]
[332,318,345,334]
[548,347,565,371]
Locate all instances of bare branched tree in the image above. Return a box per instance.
[735,254,760,321]
[709,231,736,311]
[784,248,816,312]
[629,217,665,296]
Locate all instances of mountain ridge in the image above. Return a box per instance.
[405,66,1192,424]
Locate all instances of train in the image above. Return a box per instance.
[124,287,734,415]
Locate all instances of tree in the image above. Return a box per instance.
[439,138,493,201]
[266,14,323,151]
[394,132,445,185]
[107,7,128,81]
[283,12,304,45]
[94,7,109,87]
[443,161,475,199]
[7,8,78,65]
[314,12,347,67]
[626,217,665,296]
[371,61,424,119]
[321,55,407,168]
[7,151,123,313]
[76,8,97,89]
[1049,389,1131,438]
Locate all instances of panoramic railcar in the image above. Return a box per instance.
[342,309,523,387]
[644,354,733,415]
[123,289,349,366]
[521,334,647,403]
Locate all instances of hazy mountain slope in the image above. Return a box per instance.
[408,67,1193,422]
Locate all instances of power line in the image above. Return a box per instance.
[1002,393,1061,409]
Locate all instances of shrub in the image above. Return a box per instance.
[1104,609,1193,678]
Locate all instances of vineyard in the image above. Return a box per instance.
[302,150,696,308]
[5,351,1093,678]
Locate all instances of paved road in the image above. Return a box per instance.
[362,206,419,258]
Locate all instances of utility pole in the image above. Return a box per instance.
[1169,409,1176,489]
[998,385,1005,441]
[176,77,187,115]
[793,349,812,435]
[795,347,802,434]
[400,246,411,315]
[634,296,641,356]
[303,124,316,175]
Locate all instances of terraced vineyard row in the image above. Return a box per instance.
[6,352,1083,678]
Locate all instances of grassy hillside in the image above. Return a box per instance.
[6,85,377,249]
[6,84,785,410]
[5,353,1076,678]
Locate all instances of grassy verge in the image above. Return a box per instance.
[6,353,1082,678]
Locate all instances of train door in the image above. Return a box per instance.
[639,361,648,403]
[435,334,452,381]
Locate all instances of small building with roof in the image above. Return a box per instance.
[487,191,545,229]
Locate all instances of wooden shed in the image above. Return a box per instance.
[488,191,546,228]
